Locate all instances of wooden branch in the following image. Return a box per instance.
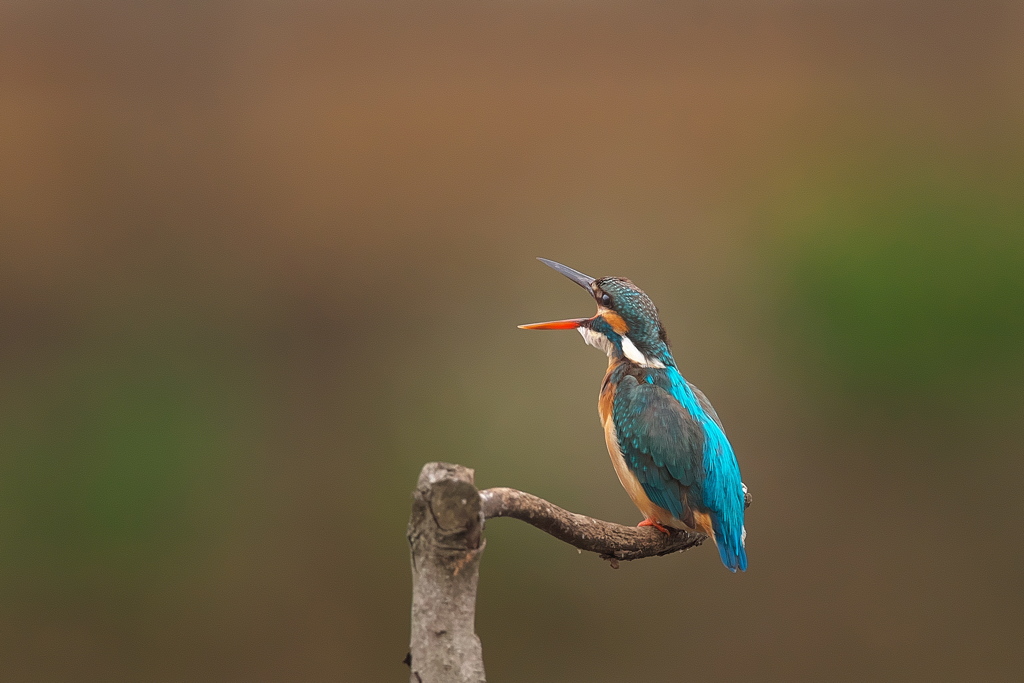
[479,487,706,564]
[407,462,753,680]
[407,463,486,683]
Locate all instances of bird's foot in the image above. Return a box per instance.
[638,518,671,534]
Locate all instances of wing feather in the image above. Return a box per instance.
[688,382,723,430]
[612,374,705,522]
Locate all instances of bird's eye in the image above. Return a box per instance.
[599,292,612,307]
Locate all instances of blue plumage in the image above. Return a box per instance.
[519,259,748,572]
[664,367,747,572]
[610,364,747,571]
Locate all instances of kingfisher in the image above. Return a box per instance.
[519,258,747,572]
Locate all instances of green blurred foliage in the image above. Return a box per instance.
[0,323,250,603]
[778,180,1024,416]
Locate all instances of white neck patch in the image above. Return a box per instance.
[620,335,647,364]
[579,328,665,368]
[620,335,665,368]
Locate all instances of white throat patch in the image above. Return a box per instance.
[577,326,614,356]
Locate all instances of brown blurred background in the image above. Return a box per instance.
[2,1,1023,681]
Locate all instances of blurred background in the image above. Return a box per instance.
[2,1,1023,680]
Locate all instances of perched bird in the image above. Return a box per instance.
[519,258,747,571]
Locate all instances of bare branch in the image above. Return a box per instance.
[479,487,706,564]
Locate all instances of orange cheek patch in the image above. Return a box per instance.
[602,311,629,335]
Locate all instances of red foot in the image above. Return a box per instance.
[638,518,671,534]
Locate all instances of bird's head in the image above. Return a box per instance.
[519,258,673,368]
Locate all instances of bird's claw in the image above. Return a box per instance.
[638,518,671,534]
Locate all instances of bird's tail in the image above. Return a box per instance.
[712,518,747,572]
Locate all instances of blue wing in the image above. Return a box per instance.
[612,365,747,571]
[688,382,723,429]
[669,370,747,571]
[611,372,705,524]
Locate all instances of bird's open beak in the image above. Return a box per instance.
[518,258,598,331]
[536,258,596,290]
[518,318,589,330]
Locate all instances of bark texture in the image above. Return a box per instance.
[407,463,486,683]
